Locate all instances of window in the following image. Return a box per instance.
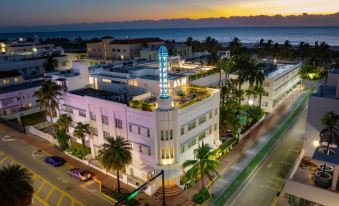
[103,131,110,138]
[262,101,268,107]
[188,139,196,148]
[117,49,121,52]
[102,115,109,125]
[90,112,96,121]
[214,123,217,131]
[199,116,206,125]
[129,124,132,132]
[188,121,196,131]
[209,128,212,134]
[209,112,212,119]
[115,119,123,129]
[147,129,150,137]
[170,148,174,158]
[148,148,151,155]
[181,145,185,153]
[79,110,86,117]
[65,106,73,114]
[198,132,206,141]
[161,149,165,159]
[215,108,218,116]
[181,127,185,135]
[165,130,169,140]
[138,127,141,134]
[263,82,270,87]
[139,145,142,152]
[112,49,116,52]
[170,129,173,140]
[161,130,164,140]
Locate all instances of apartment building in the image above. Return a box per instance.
[86,37,165,60]
[283,69,339,206]
[0,70,43,119]
[230,62,302,113]
[59,46,220,193]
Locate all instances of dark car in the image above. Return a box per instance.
[68,168,94,181]
[44,156,66,167]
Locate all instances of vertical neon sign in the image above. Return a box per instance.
[158,46,169,99]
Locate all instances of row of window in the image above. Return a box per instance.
[131,142,151,156]
[181,109,217,135]
[160,130,173,141]
[180,126,215,153]
[129,124,150,137]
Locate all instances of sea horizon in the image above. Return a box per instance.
[1,26,339,46]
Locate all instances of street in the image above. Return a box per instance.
[0,128,114,206]
[210,90,310,206]
[230,106,307,206]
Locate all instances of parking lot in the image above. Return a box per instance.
[0,151,84,206]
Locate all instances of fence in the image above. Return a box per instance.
[26,123,59,146]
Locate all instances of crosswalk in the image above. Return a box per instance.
[0,151,84,206]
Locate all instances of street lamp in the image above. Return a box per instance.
[248,99,254,106]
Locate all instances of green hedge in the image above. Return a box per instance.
[69,140,91,159]
[193,187,211,204]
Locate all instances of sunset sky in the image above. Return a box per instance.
[1,0,339,27]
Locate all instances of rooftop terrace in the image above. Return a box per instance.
[69,88,127,104]
[265,63,300,79]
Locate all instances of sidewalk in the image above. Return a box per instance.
[0,124,158,206]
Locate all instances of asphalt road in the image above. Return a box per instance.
[230,107,307,206]
[0,129,114,206]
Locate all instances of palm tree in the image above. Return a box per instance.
[73,122,90,151]
[0,164,34,206]
[56,114,72,132]
[44,55,58,72]
[182,142,219,189]
[216,58,235,87]
[254,85,266,109]
[98,137,132,193]
[34,80,62,135]
[319,112,339,176]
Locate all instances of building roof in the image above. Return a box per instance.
[0,70,21,78]
[70,88,127,104]
[312,85,337,99]
[110,38,164,45]
[0,79,43,93]
[265,63,300,79]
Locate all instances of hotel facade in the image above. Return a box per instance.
[58,46,220,193]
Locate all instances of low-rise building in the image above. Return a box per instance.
[87,37,165,60]
[58,46,220,193]
[230,62,302,113]
[283,69,339,206]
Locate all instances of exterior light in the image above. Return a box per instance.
[19,37,23,42]
[32,47,37,53]
[248,99,254,106]
[313,140,320,147]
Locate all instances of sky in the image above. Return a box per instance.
[1,0,339,27]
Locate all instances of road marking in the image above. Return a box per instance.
[56,194,64,206]
[36,182,46,194]
[280,160,293,166]
[0,156,8,164]
[32,150,46,160]
[2,135,15,142]
[288,148,299,153]
[271,176,285,182]
[267,161,273,168]
[44,188,54,201]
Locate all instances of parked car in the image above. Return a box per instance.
[44,156,66,167]
[68,168,94,181]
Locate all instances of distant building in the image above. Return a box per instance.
[282,69,339,206]
[230,62,302,113]
[0,70,43,119]
[86,37,165,60]
[58,46,220,194]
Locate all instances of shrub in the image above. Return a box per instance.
[56,130,70,151]
[69,140,91,159]
[192,187,211,204]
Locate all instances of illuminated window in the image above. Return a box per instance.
[102,79,111,83]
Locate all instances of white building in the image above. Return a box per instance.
[58,46,220,193]
[282,69,339,206]
[230,62,302,113]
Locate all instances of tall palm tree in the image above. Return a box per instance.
[56,114,72,132]
[98,137,132,193]
[254,85,266,109]
[34,80,62,135]
[216,58,235,87]
[73,122,90,151]
[319,112,339,176]
[0,164,34,206]
[44,55,58,72]
[182,142,219,189]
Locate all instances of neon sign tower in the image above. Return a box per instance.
[158,46,169,99]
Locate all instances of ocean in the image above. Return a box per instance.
[1,27,339,46]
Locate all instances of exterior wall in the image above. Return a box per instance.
[86,42,104,59]
[0,75,23,87]
[0,55,68,78]
[140,50,158,61]
[190,71,226,87]
[0,86,40,117]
